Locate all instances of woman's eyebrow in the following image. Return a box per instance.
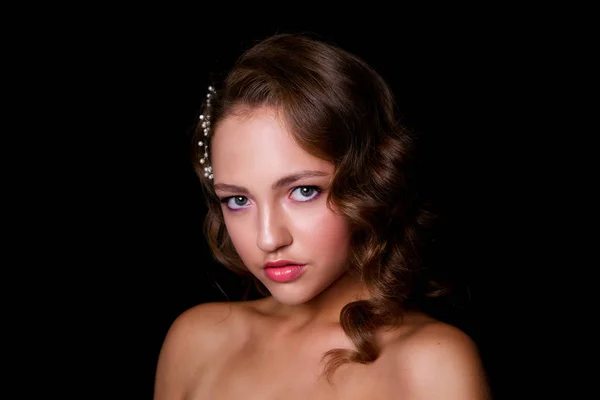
[213,170,330,194]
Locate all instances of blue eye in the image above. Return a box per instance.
[221,196,250,210]
[290,186,321,202]
[219,186,322,211]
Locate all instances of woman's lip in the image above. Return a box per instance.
[264,260,303,268]
[264,265,306,283]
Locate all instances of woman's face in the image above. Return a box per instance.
[211,107,351,305]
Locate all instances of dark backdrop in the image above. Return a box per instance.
[60,11,555,399]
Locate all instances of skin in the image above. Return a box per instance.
[154,106,491,399]
[211,106,366,322]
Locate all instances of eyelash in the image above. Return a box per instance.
[219,185,323,211]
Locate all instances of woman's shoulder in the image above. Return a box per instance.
[154,300,256,398]
[389,311,478,351]
[383,312,490,398]
[159,299,256,350]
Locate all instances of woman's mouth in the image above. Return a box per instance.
[263,264,307,283]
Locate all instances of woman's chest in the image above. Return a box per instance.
[190,334,384,400]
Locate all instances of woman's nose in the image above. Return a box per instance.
[256,205,292,253]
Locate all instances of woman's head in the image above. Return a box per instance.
[193,33,430,311]
[210,106,351,305]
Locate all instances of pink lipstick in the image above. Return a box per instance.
[263,260,306,283]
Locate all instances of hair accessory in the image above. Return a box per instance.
[198,85,216,180]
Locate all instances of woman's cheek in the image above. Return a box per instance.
[223,215,242,244]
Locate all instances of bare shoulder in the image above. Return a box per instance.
[153,301,245,399]
[386,315,491,399]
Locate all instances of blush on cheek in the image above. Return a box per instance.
[223,222,249,256]
[310,217,351,250]
[312,208,350,236]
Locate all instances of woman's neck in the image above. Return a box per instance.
[260,270,369,327]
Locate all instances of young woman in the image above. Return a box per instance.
[154,33,490,399]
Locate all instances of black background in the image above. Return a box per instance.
[33,7,577,399]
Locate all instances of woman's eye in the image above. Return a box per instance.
[222,196,250,210]
[220,186,321,210]
[290,186,321,202]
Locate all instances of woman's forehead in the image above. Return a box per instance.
[211,108,333,184]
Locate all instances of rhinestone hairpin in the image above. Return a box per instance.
[198,85,216,180]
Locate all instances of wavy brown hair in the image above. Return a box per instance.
[192,33,439,382]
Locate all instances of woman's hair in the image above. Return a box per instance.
[192,33,441,381]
